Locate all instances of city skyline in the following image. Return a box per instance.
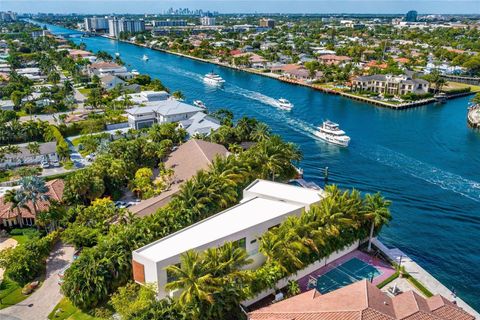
[1,0,479,14]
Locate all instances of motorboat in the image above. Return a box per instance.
[131,69,140,76]
[276,98,294,111]
[115,52,120,57]
[314,120,351,147]
[434,92,447,104]
[142,54,149,61]
[204,72,225,86]
[193,100,207,109]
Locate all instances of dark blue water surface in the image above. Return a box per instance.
[41,23,480,309]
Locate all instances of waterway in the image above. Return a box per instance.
[41,23,480,309]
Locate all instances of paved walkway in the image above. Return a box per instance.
[373,238,480,319]
[0,242,74,320]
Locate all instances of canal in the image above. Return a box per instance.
[43,23,480,309]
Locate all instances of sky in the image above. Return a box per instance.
[0,0,479,14]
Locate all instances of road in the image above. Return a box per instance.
[0,242,74,320]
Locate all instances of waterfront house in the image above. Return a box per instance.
[0,142,58,169]
[88,61,129,78]
[100,75,125,91]
[179,112,221,137]
[352,74,430,96]
[0,179,64,227]
[271,64,323,82]
[129,139,228,217]
[132,179,324,298]
[248,279,475,320]
[115,90,170,105]
[126,100,204,130]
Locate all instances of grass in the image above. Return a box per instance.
[0,277,28,309]
[78,88,91,97]
[405,273,434,297]
[376,271,400,289]
[10,234,30,245]
[48,298,103,320]
[443,81,480,93]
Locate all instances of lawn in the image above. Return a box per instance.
[443,81,480,93]
[10,234,30,245]
[48,298,103,320]
[78,88,91,97]
[0,277,28,309]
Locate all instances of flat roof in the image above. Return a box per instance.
[244,180,324,205]
[134,196,303,263]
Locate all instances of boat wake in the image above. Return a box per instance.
[223,84,279,108]
[358,144,480,203]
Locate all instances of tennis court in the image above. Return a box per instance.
[310,258,382,294]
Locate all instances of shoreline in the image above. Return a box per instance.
[104,35,475,110]
[467,105,480,129]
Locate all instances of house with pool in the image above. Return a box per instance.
[132,179,325,298]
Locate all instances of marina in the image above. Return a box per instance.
[38,22,480,311]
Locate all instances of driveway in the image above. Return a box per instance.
[0,242,74,320]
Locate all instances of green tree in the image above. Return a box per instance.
[363,192,392,251]
[16,176,50,220]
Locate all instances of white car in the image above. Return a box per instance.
[41,161,50,169]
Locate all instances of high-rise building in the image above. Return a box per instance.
[259,18,275,28]
[200,16,216,26]
[152,19,187,27]
[0,11,17,22]
[84,16,108,32]
[108,17,145,38]
[405,10,418,22]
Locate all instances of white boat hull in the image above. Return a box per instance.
[315,131,350,147]
[204,78,225,86]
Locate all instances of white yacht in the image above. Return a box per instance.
[276,98,294,111]
[142,54,149,61]
[131,69,140,76]
[204,72,225,86]
[193,100,207,109]
[115,52,120,57]
[315,120,351,147]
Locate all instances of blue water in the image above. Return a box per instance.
[40,23,480,309]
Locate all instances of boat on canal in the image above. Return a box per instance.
[276,98,294,111]
[193,100,207,109]
[204,72,225,86]
[314,120,351,147]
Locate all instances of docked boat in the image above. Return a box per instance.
[193,100,207,109]
[115,52,120,57]
[276,98,294,111]
[131,69,140,76]
[142,54,149,61]
[434,92,447,104]
[203,72,225,86]
[314,120,351,147]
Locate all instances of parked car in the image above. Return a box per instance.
[52,160,60,167]
[41,161,50,169]
[114,201,127,208]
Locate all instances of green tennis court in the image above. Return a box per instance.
[313,258,382,294]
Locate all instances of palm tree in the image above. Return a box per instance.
[3,189,28,227]
[250,122,270,142]
[172,91,185,100]
[165,250,220,308]
[363,192,392,252]
[16,176,50,223]
[26,142,41,156]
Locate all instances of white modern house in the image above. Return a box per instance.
[115,90,170,105]
[179,112,221,137]
[132,179,325,298]
[126,100,205,130]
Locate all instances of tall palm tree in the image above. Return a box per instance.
[3,189,28,227]
[165,250,220,308]
[363,192,392,251]
[16,176,50,223]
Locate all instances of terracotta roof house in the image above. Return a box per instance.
[129,139,228,217]
[318,54,353,65]
[0,179,65,228]
[248,280,475,320]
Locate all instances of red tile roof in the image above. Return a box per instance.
[248,280,474,320]
[0,179,64,220]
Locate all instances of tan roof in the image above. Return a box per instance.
[0,179,64,220]
[248,280,474,320]
[129,140,228,217]
[89,61,121,70]
[165,139,228,184]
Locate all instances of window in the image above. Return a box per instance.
[166,263,181,283]
[233,237,246,250]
